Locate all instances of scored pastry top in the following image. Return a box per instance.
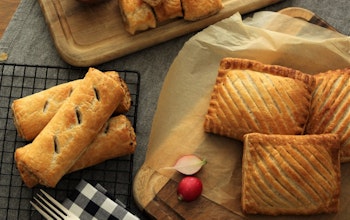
[306,68,350,162]
[242,133,340,215]
[204,58,315,141]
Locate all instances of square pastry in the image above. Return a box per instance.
[242,133,340,215]
[306,68,350,163]
[204,58,315,141]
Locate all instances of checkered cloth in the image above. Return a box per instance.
[63,180,139,220]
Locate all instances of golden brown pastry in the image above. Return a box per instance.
[16,115,137,187]
[15,68,124,187]
[153,0,183,23]
[143,0,163,7]
[12,80,80,141]
[104,71,132,113]
[242,133,340,215]
[119,0,157,35]
[181,0,223,21]
[11,71,131,141]
[69,114,136,172]
[204,58,315,141]
[306,68,350,163]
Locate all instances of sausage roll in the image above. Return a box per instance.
[119,0,157,35]
[11,70,131,141]
[15,68,124,187]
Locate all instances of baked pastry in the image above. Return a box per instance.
[242,133,340,215]
[181,0,223,21]
[204,58,315,141]
[104,71,132,114]
[153,0,183,23]
[12,80,80,140]
[306,68,350,163]
[16,115,137,187]
[11,71,131,141]
[69,114,136,172]
[15,68,124,187]
[119,0,157,35]
[143,0,162,7]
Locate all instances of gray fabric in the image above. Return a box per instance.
[0,0,349,219]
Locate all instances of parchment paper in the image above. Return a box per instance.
[141,12,350,219]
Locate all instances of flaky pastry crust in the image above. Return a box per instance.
[204,58,315,141]
[242,133,340,215]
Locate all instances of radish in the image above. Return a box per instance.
[177,176,203,202]
[163,154,206,175]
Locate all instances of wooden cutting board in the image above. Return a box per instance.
[132,8,341,220]
[37,0,283,67]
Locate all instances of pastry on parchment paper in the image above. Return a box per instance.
[16,115,137,188]
[11,71,131,141]
[15,68,124,188]
[204,58,315,141]
[242,133,340,215]
[181,0,223,21]
[306,68,350,163]
[152,0,183,23]
[119,0,157,35]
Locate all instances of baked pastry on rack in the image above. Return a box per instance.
[119,0,157,35]
[15,68,124,187]
[204,58,315,141]
[11,71,131,141]
[16,115,137,188]
[306,68,350,163]
[242,133,340,215]
[181,0,223,21]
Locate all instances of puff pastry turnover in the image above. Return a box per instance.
[242,133,340,215]
[306,68,350,163]
[15,68,124,187]
[204,58,315,141]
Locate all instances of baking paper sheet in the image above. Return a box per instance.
[142,11,350,219]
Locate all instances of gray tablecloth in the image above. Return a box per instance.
[0,0,349,219]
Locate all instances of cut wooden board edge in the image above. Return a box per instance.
[133,166,170,210]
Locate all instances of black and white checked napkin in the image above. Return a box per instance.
[63,179,139,220]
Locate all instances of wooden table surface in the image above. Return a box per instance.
[0,0,20,39]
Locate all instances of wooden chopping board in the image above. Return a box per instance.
[132,8,341,220]
[37,0,283,67]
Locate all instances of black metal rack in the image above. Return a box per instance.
[0,64,140,219]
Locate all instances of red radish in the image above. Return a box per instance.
[177,176,203,202]
[164,154,206,175]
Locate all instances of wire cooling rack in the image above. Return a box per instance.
[0,63,140,219]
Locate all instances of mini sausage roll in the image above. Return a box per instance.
[181,0,223,21]
[119,0,157,35]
